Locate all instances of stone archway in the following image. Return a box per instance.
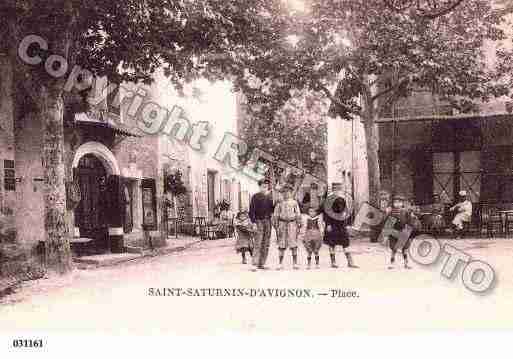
[71,142,121,240]
[72,141,120,176]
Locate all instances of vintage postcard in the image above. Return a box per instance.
[1,0,513,356]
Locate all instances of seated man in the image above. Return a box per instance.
[450,190,473,238]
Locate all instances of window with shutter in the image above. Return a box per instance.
[4,160,15,191]
[141,178,157,230]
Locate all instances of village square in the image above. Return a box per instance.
[1,0,513,340]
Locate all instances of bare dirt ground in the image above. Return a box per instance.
[1,235,512,335]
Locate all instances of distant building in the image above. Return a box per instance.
[327,111,368,211]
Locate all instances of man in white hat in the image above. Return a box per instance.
[449,190,473,238]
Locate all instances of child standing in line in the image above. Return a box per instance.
[321,183,358,269]
[298,206,324,269]
[234,210,256,264]
[273,184,301,270]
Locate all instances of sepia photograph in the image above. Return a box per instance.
[1,0,513,357]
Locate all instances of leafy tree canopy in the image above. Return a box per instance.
[231,0,512,120]
[240,89,328,174]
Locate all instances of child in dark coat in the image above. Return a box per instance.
[385,195,417,269]
[234,210,256,264]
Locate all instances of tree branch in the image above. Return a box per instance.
[316,81,361,118]
[371,75,410,102]
[382,0,466,19]
[422,0,466,19]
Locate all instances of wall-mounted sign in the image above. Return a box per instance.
[141,178,157,231]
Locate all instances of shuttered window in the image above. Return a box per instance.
[4,160,15,191]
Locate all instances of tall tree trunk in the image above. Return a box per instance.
[40,86,72,273]
[363,115,381,208]
[363,107,382,243]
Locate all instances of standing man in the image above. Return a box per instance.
[249,179,274,271]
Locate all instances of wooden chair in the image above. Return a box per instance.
[193,217,206,237]
[480,204,503,238]
[226,216,235,238]
[205,222,220,240]
[503,207,513,237]
[178,216,196,236]
[167,217,179,239]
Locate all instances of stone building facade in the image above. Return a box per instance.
[0,56,170,256]
[0,57,258,269]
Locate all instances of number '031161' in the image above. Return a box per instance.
[12,339,43,348]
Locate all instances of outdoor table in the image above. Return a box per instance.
[205,222,221,240]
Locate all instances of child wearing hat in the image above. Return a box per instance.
[321,183,358,268]
[234,210,256,264]
[385,194,415,269]
[273,184,301,270]
[298,206,324,269]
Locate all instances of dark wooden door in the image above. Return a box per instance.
[75,154,109,253]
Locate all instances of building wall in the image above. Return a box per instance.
[147,73,258,222]
[1,62,262,256]
[13,111,45,246]
[0,57,50,248]
[379,114,513,205]
[0,57,16,237]
[327,115,368,211]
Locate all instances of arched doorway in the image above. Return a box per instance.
[74,154,110,254]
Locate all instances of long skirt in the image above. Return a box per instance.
[323,225,350,248]
[235,230,254,253]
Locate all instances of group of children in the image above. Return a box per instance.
[234,184,359,270]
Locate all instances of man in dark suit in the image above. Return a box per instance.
[249,179,274,271]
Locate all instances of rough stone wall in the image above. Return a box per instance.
[0,57,16,236]
[0,57,46,283]
[13,112,45,246]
